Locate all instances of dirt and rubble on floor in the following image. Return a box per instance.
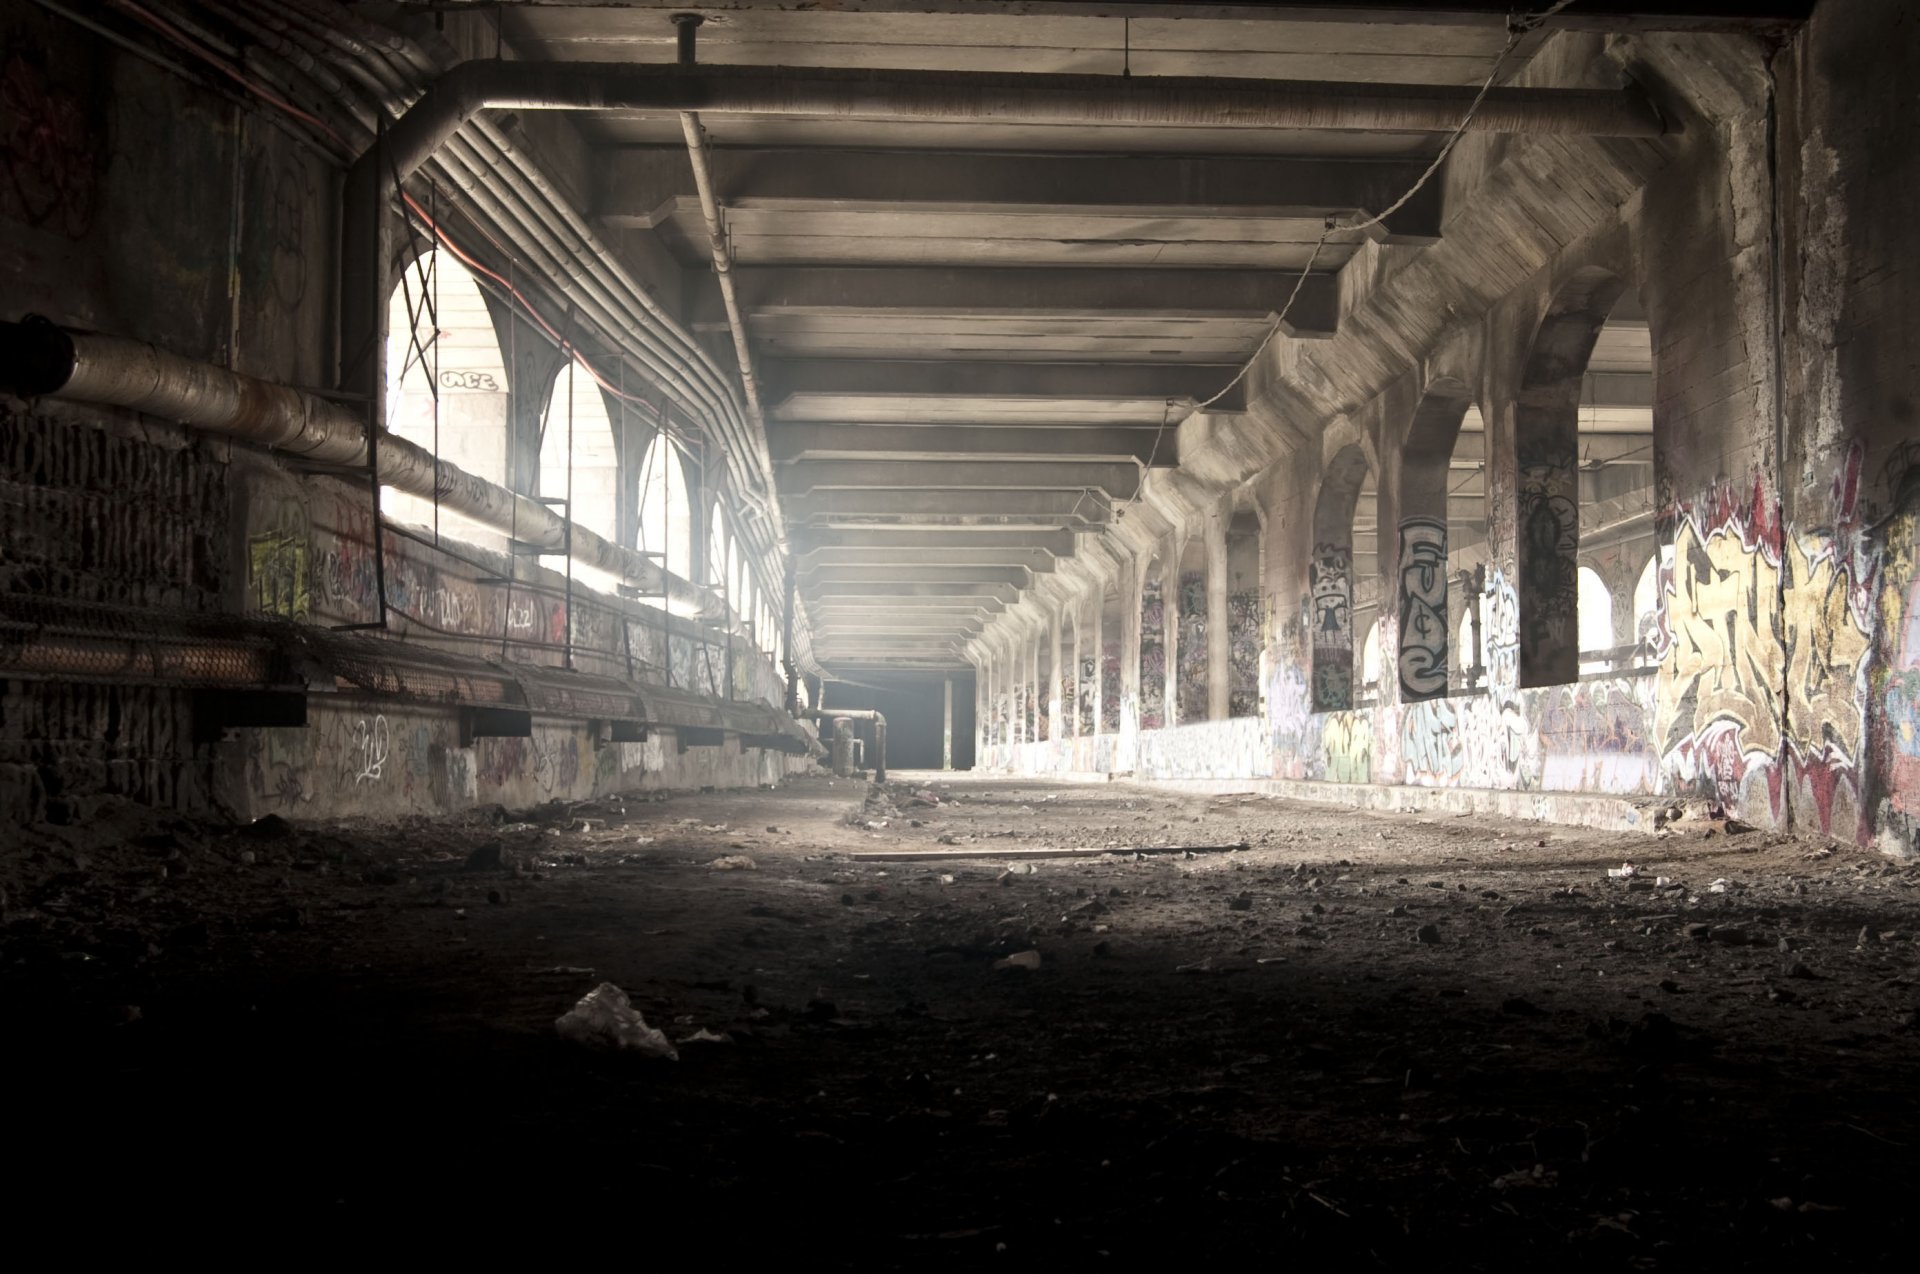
[6,772,1918,1265]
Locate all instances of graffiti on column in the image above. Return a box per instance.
[1882,497,1920,846]
[1100,641,1122,733]
[1228,590,1260,717]
[1078,653,1097,734]
[1397,517,1449,701]
[1139,578,1165,729]
[1518,454,1580,679]
[1309,542,1352,709]
[1178,570,1208,721]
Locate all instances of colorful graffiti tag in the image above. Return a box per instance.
[1309,542,1354,710]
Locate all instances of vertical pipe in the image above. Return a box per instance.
[673,12,704,66]
[943,674,954,770]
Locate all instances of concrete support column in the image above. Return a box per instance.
[1205,507,1231,722]
[1160,542,1182,728]
[1066,606,1081,739]
[974,656,987,758]
[1087,588,1104,739]
[1009,636,1021,747]
[943,674,954,769]
[1119,553,1143,740]
[1028,630,1043,743]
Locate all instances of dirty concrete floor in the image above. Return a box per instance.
[7,771,1919,1265]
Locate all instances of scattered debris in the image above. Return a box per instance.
[710,855,758,871]
[554,983,679,1059]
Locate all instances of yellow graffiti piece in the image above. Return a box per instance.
[1657,520,1780,761]
[248,530,310,620]
[1783,536,1870,760]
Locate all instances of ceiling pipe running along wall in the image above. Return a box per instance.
[674,14,769,439]
[0,317,724,618]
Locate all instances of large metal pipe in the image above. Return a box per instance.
[799,706,887,784]
[673,15,775,523]
[0,318,720,615]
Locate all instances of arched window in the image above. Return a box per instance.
[538,357,620,543]
[706,501,727,590]
[727,537,744,620]
[636,433,694,587]
[382,247,509,547]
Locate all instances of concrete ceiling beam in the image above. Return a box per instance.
[782,459,1141,499]
[767,359,1245,411]
[600,150,1442,248]
[802,565,1032,587]
[808,581,1020,601]
[514,1,1811,35]
[798,546,1060,572]
[815,612,986,629]
[770,423,1178,467]
[784,489,1113,523]
[793,527,1078,556]
[686,265,1339,337]
[814,597,1008,614]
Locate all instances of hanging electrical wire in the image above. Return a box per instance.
[1188,0,1581,417]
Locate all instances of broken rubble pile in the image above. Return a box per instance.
[555,982,679,1060]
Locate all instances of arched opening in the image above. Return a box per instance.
[1631,553,1663,669]
[1577,566,1615,676]
[382,247,509,547]
[1139,550,1167,730]
[1396,382,1473,703]
[538,358,621,593]
[1176,536,1209,724]
[1359,619,1382,703]
[636,432,694,589]
[1227,511,1262,718]
[1515,271,1653,688]
[1447,405,1491,693]
[1310,444,1370,711]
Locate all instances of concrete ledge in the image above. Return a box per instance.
[1099,775,1659,834]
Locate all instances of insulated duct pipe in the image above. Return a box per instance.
[0,318,718,616]
[674,14,769,437]
[799,707,887,784]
